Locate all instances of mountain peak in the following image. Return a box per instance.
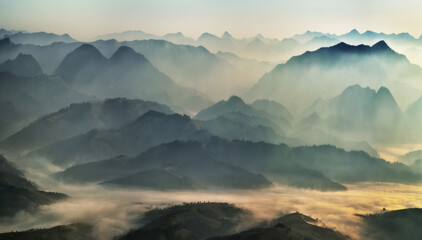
[74,44,103,56]
[164,32,185,38]
[53,43,106,80]
[15,53,36,62]
[222,31,232,39]
[138,110,168,119]
[371,40,392,52]
[348,29,360,35]
[110,46,146,62]
[227,95,245,105]
[15,53,36,61]
[199,32,218,39]
[363,30,377,36]
[332,42,353,50]
[174,32,184,36]
[0,53,43,76]
[342,84,375,97]
[376,86,393,98]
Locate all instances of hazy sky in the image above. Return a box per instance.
[1,0,421,41]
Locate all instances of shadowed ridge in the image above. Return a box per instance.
[110,46,147,63]
[54,43,108,82]
[371,40,394,53]
[0,37,13,47]
[0,53,43,76]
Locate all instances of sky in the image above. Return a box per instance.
[0,0,421,41]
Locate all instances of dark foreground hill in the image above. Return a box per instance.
[118,202,253,240]
[0,155,67,217]
[358,208,422,240]
[0,223,94,240]
[117,202,349,240]
[211,212,349,240]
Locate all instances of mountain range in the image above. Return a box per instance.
[0,37,271,100]
[57,140,272,190]
[194,95,381,154]
[0,53,43,77]
[2,30,76,45]
[301,85,402,143]
[0,98,172,152]
[53,44,212,112]
[57,137,422,191]
[96,29,422,64]
[246,41,422,114]
[27,111,211,168]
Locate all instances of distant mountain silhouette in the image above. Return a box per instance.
[288,125,380,158]
[195,96,291,131]
[400,149,422,164]
[302,85,402,142]
[54,44,211,112]
[0,155,67,217]
[0,36,270,100]
[404,96,422,141]
[293,29,422,48]
[96,30,158,41]
[305,35,340,50]
[0,29,20,39]
[251,99,294,122]
[0,53,43,76]
[0,38,81,73]
[291,30,334,44]
[54,44,108,83]
[119,39,243,100]
[4,31,76,45]
[196,31,303,62]
[0,98,173,152]
[246,41,422,114]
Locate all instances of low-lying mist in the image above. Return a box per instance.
[2,163,422,240]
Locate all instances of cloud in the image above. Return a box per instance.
[2,180,422,240]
